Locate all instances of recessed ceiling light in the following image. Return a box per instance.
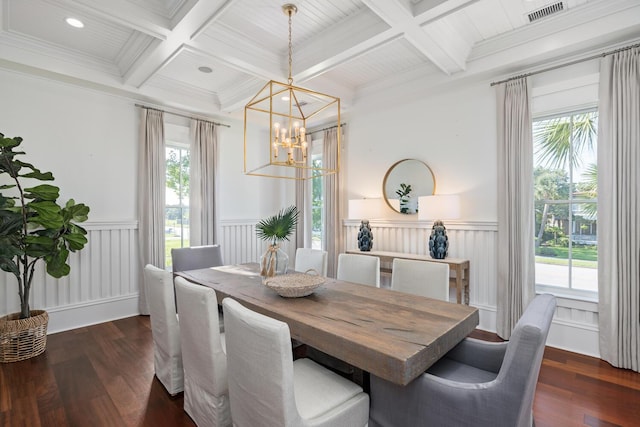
[198,66,213,73]
[281,96,290,101]
[65,17,84,28]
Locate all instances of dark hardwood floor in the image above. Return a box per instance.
[1,316,639,426]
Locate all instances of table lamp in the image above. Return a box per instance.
[418,195,461,259]
[348,198,385,251]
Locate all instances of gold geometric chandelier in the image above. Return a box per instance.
[244,3,341,180]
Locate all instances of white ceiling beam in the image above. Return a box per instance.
[362,0,469,74]
[123,0,237,88]
[293,9,397,82]
[355,0,640,108]
[412,0,479,24]
[200,9,387,111]
[219,72,357,114]
[189,24,281,81]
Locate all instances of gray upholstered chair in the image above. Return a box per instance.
[337,253,380,287]
[143,264,183,395]
[222,298,369,427]
[175,277,230,427]
[172,244,225,332]
[171,244,224,272]
[391,258,450,301]
[369,293,556,427]
[295,248,328,276]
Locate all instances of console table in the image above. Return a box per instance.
[346,250,470,305]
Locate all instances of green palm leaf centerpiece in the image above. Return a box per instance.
[256,206,299,279]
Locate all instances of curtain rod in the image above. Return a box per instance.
[135,103,231,128]
[307,122,347,135]
[490,42,640,87]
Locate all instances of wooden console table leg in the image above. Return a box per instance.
[455,266,463,304]
[464,264,470,305]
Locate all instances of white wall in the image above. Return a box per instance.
[0,69,140,331]
[344,71,600,357]
[0,68,298,332]
[0,69,137,221]
[217,117,295,220]
[345,81,497,222]
[0,59,602,356]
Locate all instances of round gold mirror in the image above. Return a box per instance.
[383,159,436,214]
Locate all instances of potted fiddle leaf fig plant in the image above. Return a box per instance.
[0,132,90,362]
[256,205,299,281]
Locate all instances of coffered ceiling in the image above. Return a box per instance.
[1,0,638,117]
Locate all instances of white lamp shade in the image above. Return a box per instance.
[418,195,461,221]
[348,198,385,220]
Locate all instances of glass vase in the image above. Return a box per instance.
[260,244,289,283]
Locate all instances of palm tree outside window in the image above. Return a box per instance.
[533,110,598,298]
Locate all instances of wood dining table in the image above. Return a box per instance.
[175,264,479,386]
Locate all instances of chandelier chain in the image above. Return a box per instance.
[242,3,340,179]
[287,9,293,85]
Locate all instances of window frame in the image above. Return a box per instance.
[532,107,598,301]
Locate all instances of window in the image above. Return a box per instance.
[311,153,324,250]
[165,144,190,268]
[533,110,598,299]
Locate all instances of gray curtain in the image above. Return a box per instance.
[323,127,343,278]
[495,77,536,339]
[295,162,306,249]
[138,108,166,314]
[190,119,218,246]
[598,46,640,372]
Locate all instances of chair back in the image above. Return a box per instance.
[171,244,223,272]
[143,264,183,395]
[223,298,302,427]
[500,293,556,426]
[295,248,328,276]
[391,258,449,301]
[174,277,230,426]
[336,253,380,287]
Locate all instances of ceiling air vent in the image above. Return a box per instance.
[528,1,564,23]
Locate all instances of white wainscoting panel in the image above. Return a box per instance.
[0,221,140,333]
[0,218,600,355]
[219,219,296,268]
[343,219,600,357]
[344,220,498,308]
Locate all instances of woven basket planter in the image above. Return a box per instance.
[0,310,49,363]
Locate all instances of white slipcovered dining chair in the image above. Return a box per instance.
[295,248,328,276]
[143,264,183,395]
[222,298,370,427]
[391,258,450,301]
[171,244,224,272]
[337,253,380,287]
[369,294,557,427]
[174,277,230,427]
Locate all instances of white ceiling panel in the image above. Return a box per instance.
[215,0,366,48]
[7,0,136,61]
[156,48,253,91]
[322,38,433,89]
[0,0,635,115]
[457,0,515,41]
